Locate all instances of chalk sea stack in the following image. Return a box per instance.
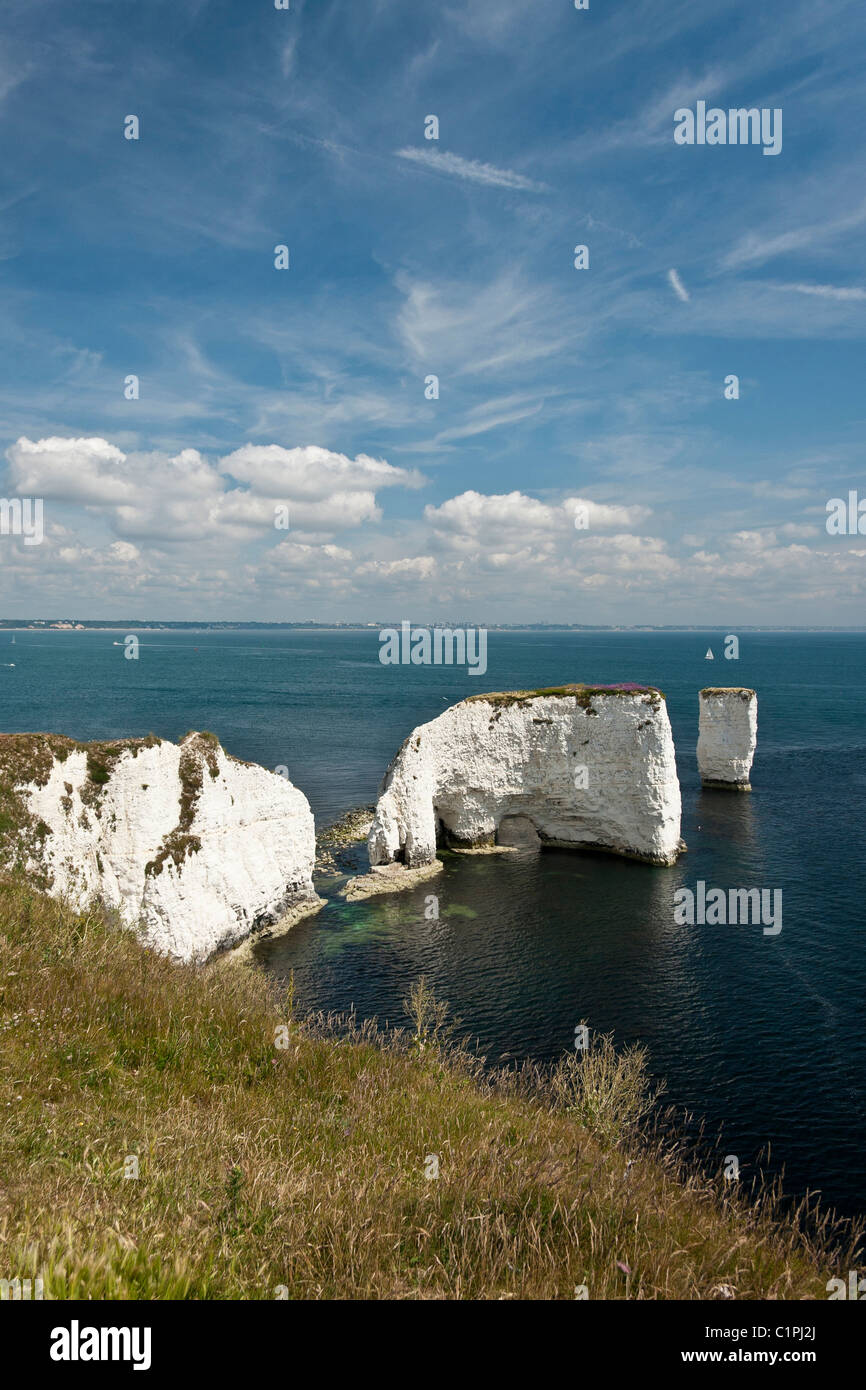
[0,730,319,962]
[368,684,684,870]
[697,688,758,790]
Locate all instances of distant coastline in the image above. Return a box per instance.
[2,621,866,633]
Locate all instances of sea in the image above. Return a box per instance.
[1,626,864,1219]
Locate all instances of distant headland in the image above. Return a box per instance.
[1,620,864,633]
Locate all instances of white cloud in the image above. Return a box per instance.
[355,555,436,579]
[770,282,866,302]
[4,438,865,623]
[7,435,133,504]
[266,541,354,573]
[395,271,568,378]
[426,490,559,540]
[425,491,651,544]
[280,36,299,77]
[221,444,423,499]
[565,497,653,528]
[5,436,425,543]
[395,147,548,193]
[721,201,866,270]
[667,269,690,303]
[432,395,547,443]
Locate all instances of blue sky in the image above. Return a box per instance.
[1,0,865,622]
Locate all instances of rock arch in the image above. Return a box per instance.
[368,686,684,870]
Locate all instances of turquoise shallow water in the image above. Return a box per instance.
[2,627,864,1216]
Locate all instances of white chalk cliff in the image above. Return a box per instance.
[0,731,318,962]
[368,685,684,869]
[697,688,758,789]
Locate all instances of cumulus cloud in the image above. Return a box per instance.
[564,497,653,529]
[7,438,224,540]
[7,435,133,504]
[5,436,425,543]
[425,490,651,544]
[221,444,424,499]
[426,490,561,539]
[355,555,437,579]
[4,435,864,621]
[266,540,354,572]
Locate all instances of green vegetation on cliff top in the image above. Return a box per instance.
[0,874,856,1299]
[466,683,664,709]
[700,688,757,699]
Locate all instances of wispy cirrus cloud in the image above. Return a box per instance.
[769,281,866,302]
[667,269,690,302]
[394,147,549,193]
[721,201,866,270]
[2,0,866,622]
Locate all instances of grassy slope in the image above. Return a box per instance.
[0,875,852,1300]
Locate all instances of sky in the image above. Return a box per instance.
[0,0,865,623]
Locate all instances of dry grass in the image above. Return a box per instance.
[0,874,858,1300]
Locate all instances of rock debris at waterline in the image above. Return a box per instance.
[697,688,758,790]
[339,859,443,902]
[0,730,320,963]
[368,685,685,872]
[0,682,759,962]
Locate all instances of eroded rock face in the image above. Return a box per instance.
[0,731,318,962]
[697,689,758,789]
[368,686,684,869]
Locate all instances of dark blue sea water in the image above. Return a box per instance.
[1,627,864,1218]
